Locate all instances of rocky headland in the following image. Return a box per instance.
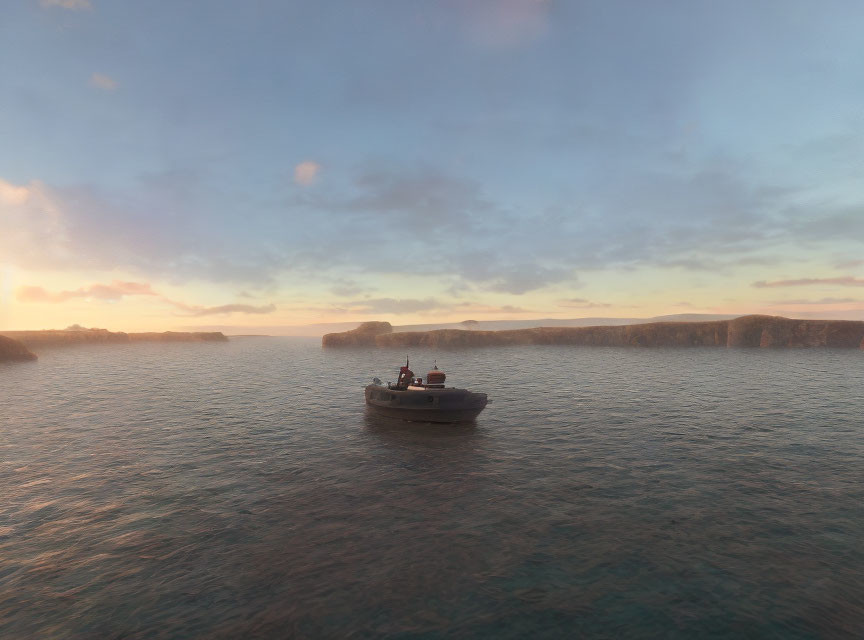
[320,321,394,347]
[0,335,38,363]
[322,316,864,349]
[0,328,228,350]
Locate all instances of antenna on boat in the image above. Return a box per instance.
[406,356,409,367]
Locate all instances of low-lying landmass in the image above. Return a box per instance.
[0,335,38,363]
[322,316,864,349]
[0,327,228,353]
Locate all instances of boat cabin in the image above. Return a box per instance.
[391,360,447,391]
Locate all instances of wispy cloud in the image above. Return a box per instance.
[312,298,534,317]
[558,298,613,309]
[0,174,282,284]
[341,297,443,314]
[0,179,31,205]
[768,297,859,305]
[3,154,861,302]
[89,73,118,91]
[294,161,321,186]
[16,280,276,316]
[40,0,92,10]
[166,302,277,317]
[17,281,156,302]
[329,279,368,297]
[753,277,864,288]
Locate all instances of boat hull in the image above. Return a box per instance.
[364,385,487,423]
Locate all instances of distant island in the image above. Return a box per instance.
[0,327,228,363]
[322,316,864,349]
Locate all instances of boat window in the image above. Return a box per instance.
[427,396,434,403]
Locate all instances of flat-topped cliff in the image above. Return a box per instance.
[0,335,38,362]
[1,328,228,349]
[322,316,864,349]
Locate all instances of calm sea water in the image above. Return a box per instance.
[1,338,863,639]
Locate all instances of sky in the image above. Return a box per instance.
[2,0,864,332]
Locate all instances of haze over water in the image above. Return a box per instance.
[2,339,863,638]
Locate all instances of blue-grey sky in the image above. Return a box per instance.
[2,0,864,329]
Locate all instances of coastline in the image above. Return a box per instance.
[322,316,864,350]
[0,329,228,363]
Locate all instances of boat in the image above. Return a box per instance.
[365,359,488,423]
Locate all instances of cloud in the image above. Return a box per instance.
[753,277,864,288]
[0,164,787,296]
[40,0,92,10]
[312,297,535,317]
[0,178,72,270]
[167,302,277,317]
[768,297,858,305]
[3,152,861,302]
[785,205,864,243]
[16,280,276,316]
[655,255,779,272]
[836,260,864,269]
[0,174,284,284]
[17,281,156,302]
[329,167,500,233]
[89,73,118,91]
[487,304,531,314]
[289,162,813,296]
[452,253,574,294]
[558,298,613,309]
[0,179,30,205]
[330,280,368,297]
[341,297,444,315]
[294,161,321,186]
[486,265,572,295]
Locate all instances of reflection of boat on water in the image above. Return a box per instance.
[365,359,488,423]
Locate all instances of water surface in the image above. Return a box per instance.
[1,339,863,638]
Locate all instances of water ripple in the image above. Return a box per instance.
[1,340,863,638]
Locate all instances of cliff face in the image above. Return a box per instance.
[374,321,730,348]
[1,329,228,348]
[322,315,864,349]
[0,335,38,362]
[322,321,393,347]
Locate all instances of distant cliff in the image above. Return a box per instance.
[1,328,228,349]
[127,331,228,343]
[322,321,393,347]
[322,316,864,349]
[0,335,38,362]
